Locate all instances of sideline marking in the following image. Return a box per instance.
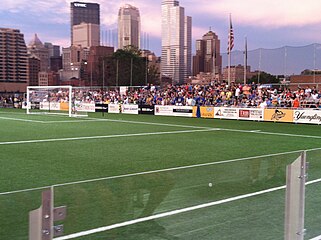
[0,116,45,123]
[0,128,218,146]
[2,147,321,196]
[53,177,321,240]
[1,113,321,139]
[310,235,321,240]
[47,117,321,139]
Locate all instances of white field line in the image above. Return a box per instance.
[2,147,321,196]
[0,116,45,123]
[2,114,321,139]
[54,177,321,240]
[43,118,321,139]
[310,235,321,240]
[2,115,321,141]
[0,128,218,146]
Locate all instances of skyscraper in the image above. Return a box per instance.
[161,0,192,84]
[73,22,100,48]
[118,4,141,49]
[70,2,100,45]
[28,34,49,72]
[0,28,28,91]
[193,30,222,76]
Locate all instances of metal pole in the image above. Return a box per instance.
[90,61,93,90]
[130,57,133,87]
[314,43,316,83]
[244,36,247,85]
[102,59,105,90]
[116,59,119,87]
[258,48,262,84]
[145,56,148,85]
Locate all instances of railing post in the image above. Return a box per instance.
[284,151,307,240]
[29,187,67,240]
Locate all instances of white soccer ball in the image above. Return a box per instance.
[208,183,213,187]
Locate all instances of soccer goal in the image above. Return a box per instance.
[26,86,93,117]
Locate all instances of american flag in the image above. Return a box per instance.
[227,15,234,54]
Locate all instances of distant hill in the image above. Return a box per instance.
[222,44,321,75]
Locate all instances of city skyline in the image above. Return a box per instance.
[1,0,321,55]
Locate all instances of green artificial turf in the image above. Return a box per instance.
[0,108,321,239]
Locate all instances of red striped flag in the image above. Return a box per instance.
[227,15,234,53]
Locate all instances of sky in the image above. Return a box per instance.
[1,0,321,56]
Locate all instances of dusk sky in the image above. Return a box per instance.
[1,0,321,55]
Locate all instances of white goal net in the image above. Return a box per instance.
[26,86,94,117]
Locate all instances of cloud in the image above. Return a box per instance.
[190,0,321,28]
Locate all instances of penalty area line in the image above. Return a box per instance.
[54,177,321,240]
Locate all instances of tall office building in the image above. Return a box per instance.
[161,0,192,84]
[28,34,49,72]
[28,55,41,86]
[193,30,222,76]
[118,4,141,49]
[73,22,100,48]
[70,2,100,45]
[0,28,28,91]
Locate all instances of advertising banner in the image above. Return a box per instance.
[192,106,214,118]
[264,109,294,123]
[122,104,139,114]
[60,102,69,111]
[172,106,193,117]
[138,105,154,115]
[40,102,60,111]
[293,109,321,124]
[155,106,173,116]
[75,103,95,112]
[155,105,193,117]
[108,103,120,114]
[238,108,264,121]
[95,103,108,112]
[214,107,238,120]
[40,102,49,110]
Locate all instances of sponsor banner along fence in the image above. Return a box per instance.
[138,105,154,115]
[293,109,321,124]
[108,103,120,114]
[39,102,61,111]
[95,103,108,113]
[264,109,294,123]
[122,104,139,115]
[192,106,214,118]
[213,107,264,121]
[238,108,264,121]
[75,103,95,112]
[155,105,193,117]
[214,107,239,120]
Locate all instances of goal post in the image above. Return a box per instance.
[26,86,90,117]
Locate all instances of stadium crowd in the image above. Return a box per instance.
[2,82,321,109]
[87,82,321,109]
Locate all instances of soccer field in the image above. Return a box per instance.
[1,108,321,240]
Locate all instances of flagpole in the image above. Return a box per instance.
[244,36,247,85]
[227,13,233,87]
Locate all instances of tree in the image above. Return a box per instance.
[100,45,147,87]
[249,71,279,84]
